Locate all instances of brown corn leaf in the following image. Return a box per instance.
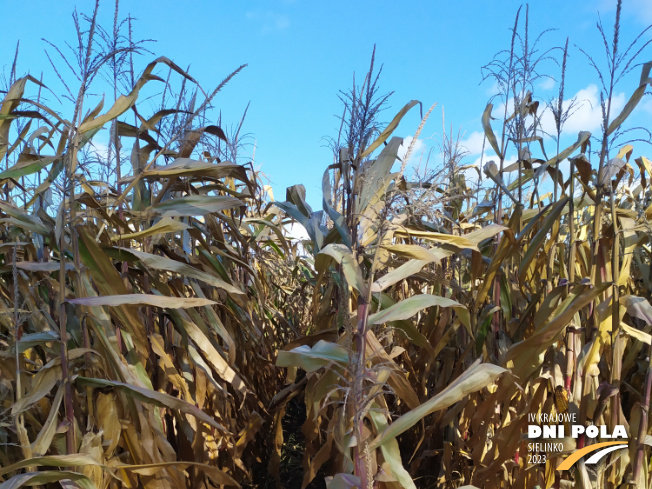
[369,361,505,450]
[481,103,502,159]
[76,377,229,433]
[317,244,368,296]
[119,248,243,296]
[0,471,97,489]
[360,101,420,158]
[146,194,244,217]
[67,294,216,309]
[109,217,189,240]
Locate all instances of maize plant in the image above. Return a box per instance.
[1,2,652,489]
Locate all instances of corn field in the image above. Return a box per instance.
[1,2,652,489]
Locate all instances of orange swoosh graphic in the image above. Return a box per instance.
[557,441,627,471]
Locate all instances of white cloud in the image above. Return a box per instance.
[539,84,626,136]
[285,221,309,241]
[488,86,626,140]
[398,135,426,163]
[461,162,482,186]
[460,154,518,188]
[460,129,506,161]
[469,154,517,173]
[492,96,515,120]
[460,131,487,156]
[461,84,628,171]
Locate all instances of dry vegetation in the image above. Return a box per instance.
[1,2,652,489]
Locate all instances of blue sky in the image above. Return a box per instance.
[2,0,652,208]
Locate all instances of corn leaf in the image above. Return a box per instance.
[368,294,463,325]
[369,361,506,450]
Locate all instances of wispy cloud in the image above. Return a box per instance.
[483,78,502,97]
[538,76,556,91]
[246,11,290,34]
[597,0,652,24]
[640,96,652,115]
